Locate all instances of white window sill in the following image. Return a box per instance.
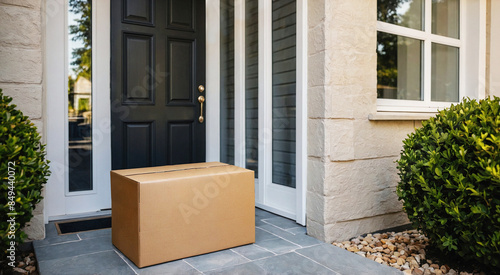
[368,112,437,121]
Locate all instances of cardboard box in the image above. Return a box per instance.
[110,162,255,268]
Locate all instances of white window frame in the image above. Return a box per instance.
[376,0,486,113]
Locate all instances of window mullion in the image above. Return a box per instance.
[423,0,433,102]
[377,21,427,40]
[429,34,461,47]
[423,37,432,103]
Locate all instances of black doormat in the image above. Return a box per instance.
[55,216,111,235]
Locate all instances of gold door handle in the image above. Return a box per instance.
[198,85,205,93]
[198,95,205,123]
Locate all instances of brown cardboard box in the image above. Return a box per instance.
[110,162,255,268]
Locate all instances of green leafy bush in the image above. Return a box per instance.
[0,90,50,262]
[397,97,500,267]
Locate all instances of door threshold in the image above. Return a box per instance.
[255,203,297,223]
[48,209,112,222]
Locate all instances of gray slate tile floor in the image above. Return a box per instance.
[34,208,402,275]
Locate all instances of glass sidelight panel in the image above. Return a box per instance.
[245,0,258,177]
[68,0,92,192]
[272,0,296,188]
[431,43,459,102]
[220,0,235,165]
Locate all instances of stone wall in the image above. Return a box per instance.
[0,0,45,240]
[306,0,416,243]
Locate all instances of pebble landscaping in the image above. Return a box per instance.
[332,230,485,275]
[11,251,38,275]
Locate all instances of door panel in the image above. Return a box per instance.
[167,0,195,31]
[124,122,154,168]
[123,0,154,25]
[167,121,194,164]
[123,33,154,104]
[111,0,205,170]
[167,39,194,103]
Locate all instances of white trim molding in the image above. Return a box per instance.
[206,0,221,162]
[234,0,246,168]
[295,0,308,226]
[257,0,272,208]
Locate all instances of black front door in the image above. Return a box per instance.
[111,0,206,169]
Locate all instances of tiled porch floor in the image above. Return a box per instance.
[34,208,402,274]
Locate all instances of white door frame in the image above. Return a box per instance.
[296,0,308,226]
[45,0,306,224]
[206,0,221,162]
[45,0,111,221]
[205,0,307,225]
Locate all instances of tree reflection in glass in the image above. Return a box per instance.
[377,0,423,100]
[377,32,422,100]
[68,0,92,192]
[377,0,423,30]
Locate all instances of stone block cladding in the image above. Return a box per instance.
[0,0,45,240]
[306,0,419,243]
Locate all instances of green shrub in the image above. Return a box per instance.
[0,90,50,263]
[397,97,500,267]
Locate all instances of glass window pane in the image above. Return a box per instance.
[272,0,296,188]
[432,43,459,102]
[68,0,92,192]
[220,0,235,165]
[246,0,258,177]
[377,32,422,100]
[377,0,423,30]
[432,0,460,39]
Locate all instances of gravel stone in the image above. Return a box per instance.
[332,230,483,275]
